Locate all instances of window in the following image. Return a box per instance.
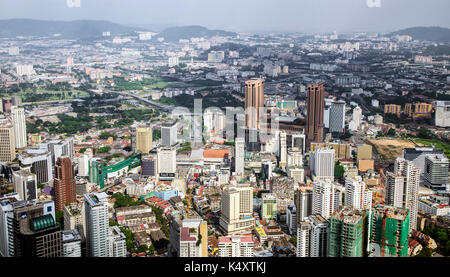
[47,206,53,212]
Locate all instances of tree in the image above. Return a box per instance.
[334,163,345,180]
[55,211,64,228]
[416,247,432,257]
[289,236,297,245]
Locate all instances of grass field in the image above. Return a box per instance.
[413,139,450,158]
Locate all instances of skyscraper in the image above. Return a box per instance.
[157,147,177,176]
[244,79,264,129]
[369,205,410,257]
[135,126,153,154]
[312,181,339,219]
[84,193,109,257]
[0,118,16,162]
[344,176,372,211]
[54,157,76,212]
[328,207,367,257]
[161,122,177,146]
[12,170,37,201]
[423,154,449,191]
[11,106,27,149]
[279,132,287,168]
[311,148,335,181]
[234,137,245,177]
[306,83,325,146]
[309,214,329,257]
[329,100,346,133]
[385,158,420,232]
[295,187,313,223]
[219,185,254,234]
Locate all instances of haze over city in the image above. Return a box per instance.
[1,0,450,33]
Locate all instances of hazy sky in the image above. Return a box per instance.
[0,0,449,33]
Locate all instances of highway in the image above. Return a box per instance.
[111,91,175,113]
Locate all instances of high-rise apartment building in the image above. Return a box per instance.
[12,170,37,201]
[136,126,153,154]
[328,207,367,257]
[84,193,110,257]
[0,118,16,162]
[296,214,329,257]
[54,157,76,212]
[157,147,176,176]
[11,106,27,149]
[261,193,277,220]
[295,187,313,223]
[179,218,208,257]
[218,236,254,257]
[344,176,372,211]
[219,185,254,234]
[244,79,264,129]
[369,205,410,257]
[108,226,127,257]
[62,229,82,257]
[312,181,340,219]
[306,83,325,146]
[385,158,420,232]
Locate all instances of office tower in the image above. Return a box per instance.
[306,83,325,146]
[235,137,245,177]
[385,158,420,232]
[423,154,449,191]
[345,176,372,211]
[219,185,254,234]
[179,218,208,257]
[352,106,362,129]
[402,147,444,174]
[108,226,127,257]
[0,118,16,162]
[84,193,109,257]
[141,156,157,177]
[287,149,302,168]
[11,200,61,257]
[295,187,313,223]
[329,100,346,133]
[357,144,372,161]
[279,132,287,168]
[135,126,153,154]
[244,79,264,129]
[11,106,27,149]
[161,122,177,146]
[42,137,74,166]
[19,152,53,184]
[369,205,410,257]
[54,157,76,212]
[311,148,335,181]
[435,101,450,127]
[261,193,277,220]
[78,154,90,177]
[292,133,306,154]
[312,181,339,219]
[12,170,37,201]
[218,236,254,257]
[286,204,297,235]
[62,229,82,257]
[309,214,329,257]
[157,147,176,176]
[328,207,367,257]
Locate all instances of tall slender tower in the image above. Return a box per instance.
[54,157,76,212]
[234,137,245,177]
[135,126,153,154]
[0,118,16,162]
[306,83,325,146]
[244,79,264,129]
[11,106,27,149]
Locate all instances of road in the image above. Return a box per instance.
[111,91,174,113]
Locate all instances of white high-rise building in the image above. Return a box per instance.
[168,56,179,67]
[235,137,245,176]
[287,149,302,168]
[157,147,177,176]
[279,132,287,168]
[12,170,37,201]
[161,122,177,146]
[296,220,311,257]
[0,118,16,162]
[179,218,208,257]
[352,106,362,130]
[344,176,372,210]
[291,133,306,154]
[219,185,254,234]
[311,148,335,181]
[78,154,90,177]
[297,214,329,257]
[84,193,110,257]
[435,101,450,127]
[11,107,26,149]
[218,236,254,257]
[312,180,339,219]
[62,229,82,257]
[16,64,35,76]
[0,193,20,257]
[108,226,127,257]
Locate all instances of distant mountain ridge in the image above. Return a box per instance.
[154,25,237,42]
[390,26,450,43]
[0,19,147,39]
